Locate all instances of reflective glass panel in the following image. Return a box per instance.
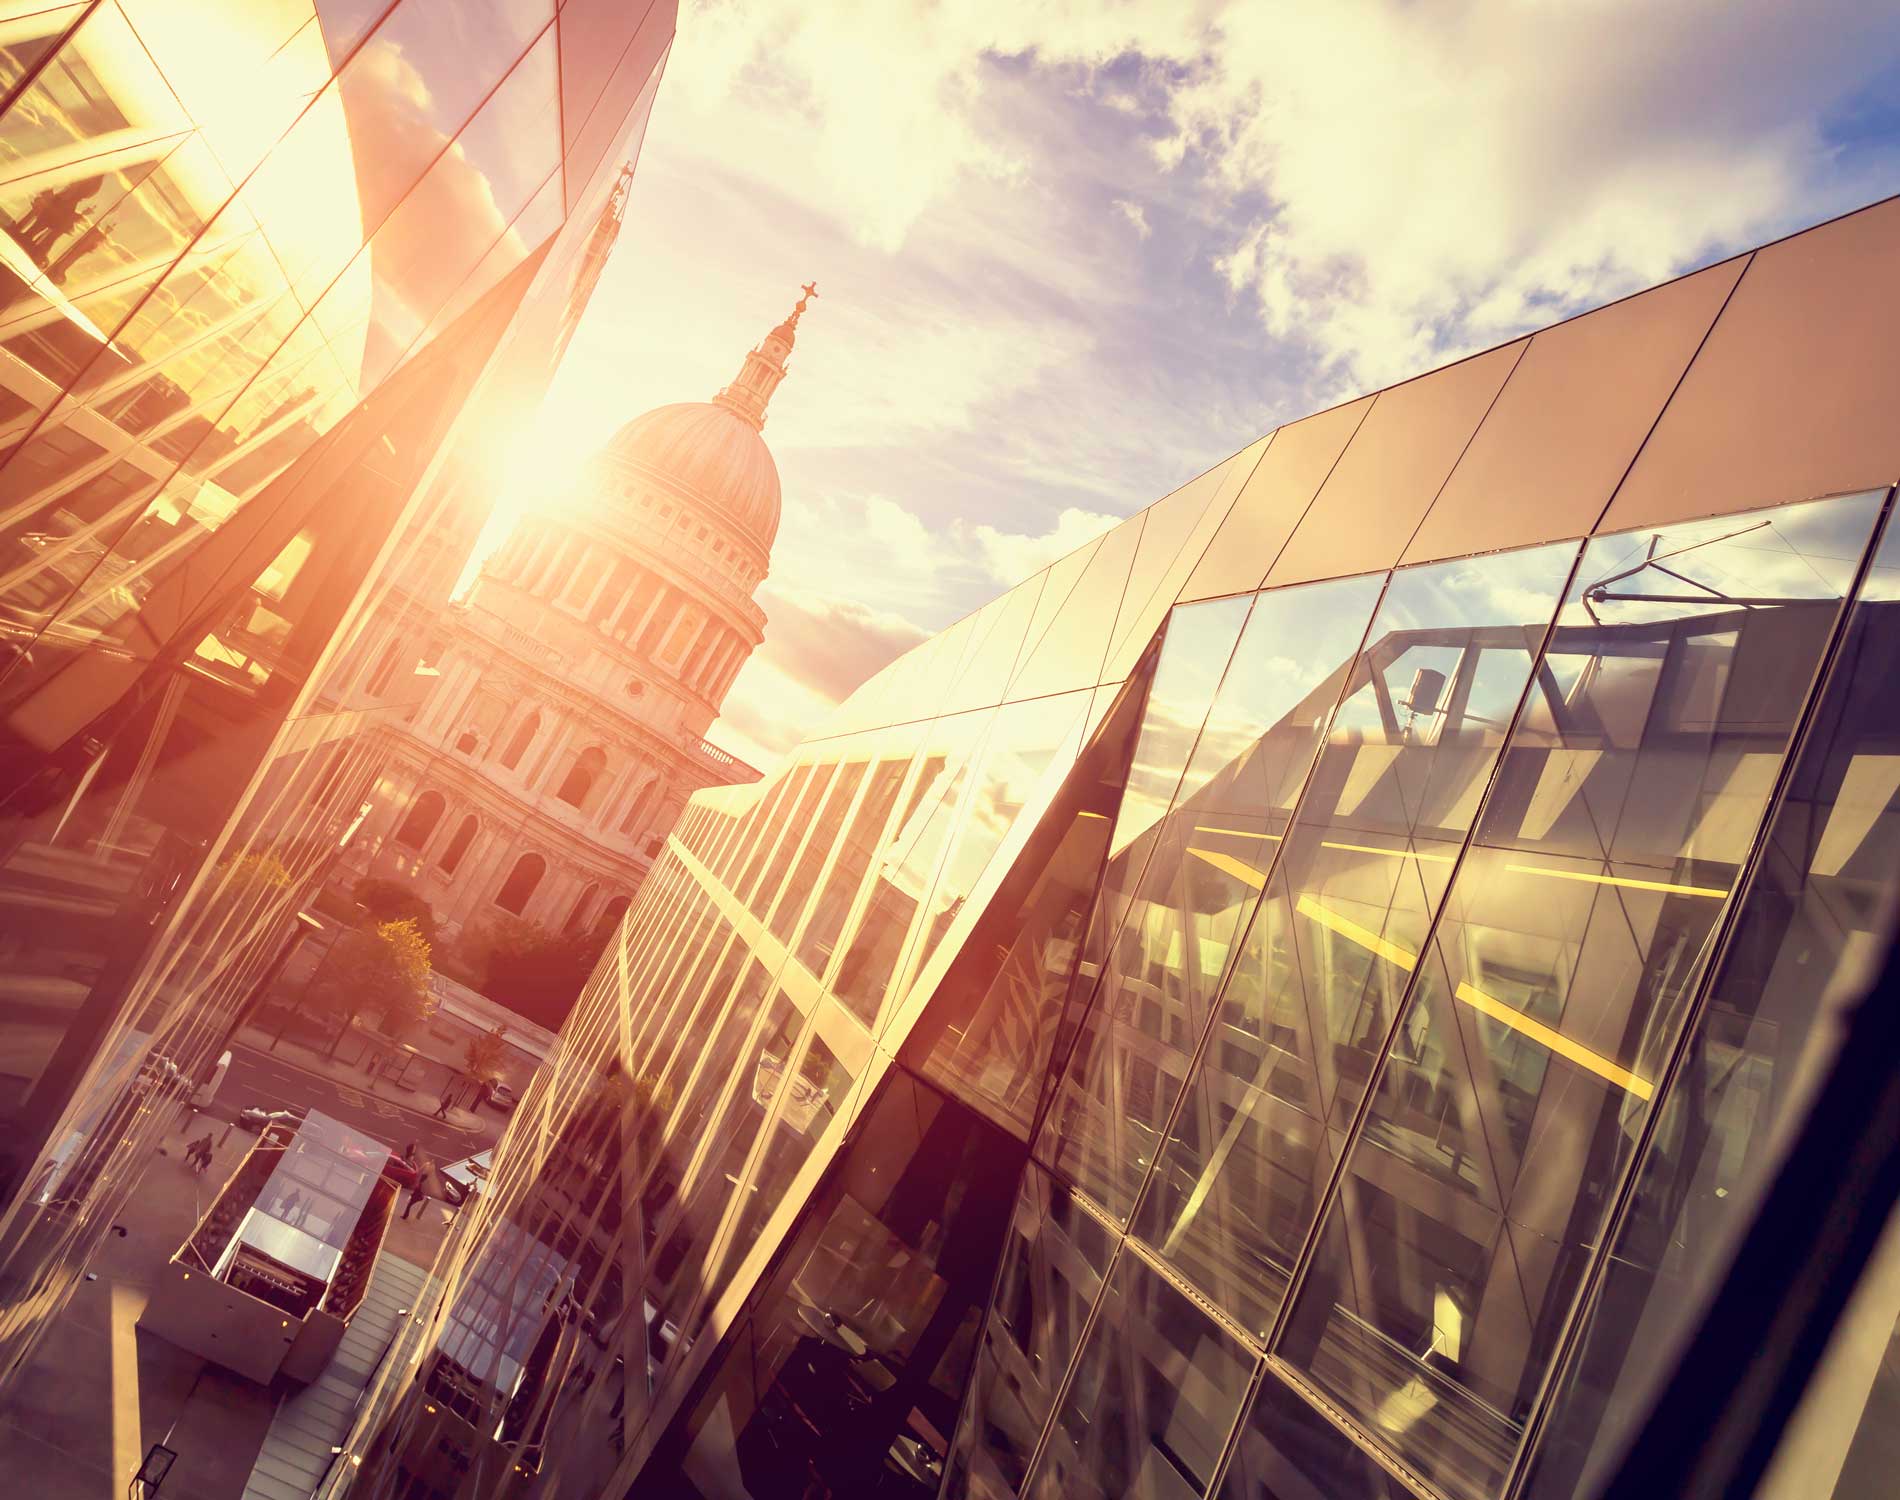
[1218,1370,1412,1499]
[1026,1250,1254,1500]
[1135,542,1577,1333]
[1280,493,1885,1500]
[767,758,865,943]
[796,745,913,981]
[831,711,990,1028]
[944,1166,1116,1499]
[896,689,1093,1006]
[906,675,1151,1138]
[1041,574,1384,1222]
[1525,501,1900,1500]
[1010,517,1141,702]
[657,1073,1022,1499]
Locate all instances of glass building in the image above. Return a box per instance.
[0,0,679,1404]
[315,192,1900,1500]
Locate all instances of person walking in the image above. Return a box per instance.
[401,1155,434,1220]
[430,1091,452,1121]
[186,1133,214,1175]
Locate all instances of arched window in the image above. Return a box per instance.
[563,882,600,935]
[394,790,445,849]
[620,779,657,835]
[495,853,545,915]
[499,710,539,770]
[439,814,477,874]
[596,895,631,934]
[454,730,478,754]
[557,745,607,808]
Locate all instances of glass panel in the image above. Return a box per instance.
[735,759,815,905]
[654,1072,1024,1500]
[944,1166,1116,1499]
[896,688,1093,1005]
[906,675,1151,1138]
[640,986,797,1386]
[1219,1370,1413,1499]
[796,743,913,981]
[1041,575,1384,1223]
[335,0,551,229]
[768,759,865,943]
[1103,452,1250,683]
[944,571,1044,714]
[1280,492,1886,1500]
[830,711,990,1028]
[1525,504,1900,1500]
[1026,1251,1254,1500]
[1135,542,1578,1334]
[1010,516,1142,702]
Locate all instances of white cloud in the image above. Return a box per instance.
[1113,198,1152,238]
[1165,0,1900,389]
[962,505,1120,585]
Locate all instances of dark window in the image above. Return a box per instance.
[495,853,545,914]
[394,790,445,850]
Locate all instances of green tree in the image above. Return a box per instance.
[352,876,438,946]
[317,917,434,1052]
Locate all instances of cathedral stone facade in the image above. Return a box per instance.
[333,290,815,950]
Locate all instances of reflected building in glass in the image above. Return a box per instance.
[0,0,681,1405]
[317,194,1900,1500]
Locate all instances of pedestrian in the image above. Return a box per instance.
[430,1092,452,1121]
[402,1141,418,1168]
[186,1133,213,1175]
[401,1157,434,1220]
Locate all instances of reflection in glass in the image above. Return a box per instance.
[1525,503,1900,1499]
[1135,542,1576,1333]
[830,712,989,1028]
[905,674,1152,1139]
[1025,1249,1253,1499]
[943,1166,1115,1499]
[895,689,1093,1007]
[655,1071,1022,1499]
[1281,494,1886,1500]
[1042,574,1384,1222]
[1219,1369,1412,1500]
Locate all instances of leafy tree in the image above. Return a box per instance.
[317,916,435,1050]
[212,848,294,920]
[462,1024,509,1087]
[468,915,603,1029]
[352,876,438,946]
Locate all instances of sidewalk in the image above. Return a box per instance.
[233,1023,488,1132]
[0,1113,462,1499]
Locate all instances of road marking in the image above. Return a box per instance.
[337,1086,367,1106]
[372,1101,402,1118]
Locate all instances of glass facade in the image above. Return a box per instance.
[289,197,1900,1500]
[0,0,680,1426]
[0,42,1890,1482]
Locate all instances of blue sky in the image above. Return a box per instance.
[522,0,1900,768]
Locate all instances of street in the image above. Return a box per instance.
[215,1043,497,1166]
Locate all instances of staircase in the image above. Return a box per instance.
[240,1253,435,1500]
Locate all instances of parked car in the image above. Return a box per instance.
[482,1081,518,1111]
[438,1149,491,1207]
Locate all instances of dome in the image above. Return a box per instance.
[606,400,781,550]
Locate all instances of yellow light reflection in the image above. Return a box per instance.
[1186,846,1267,890]
[1321,840,1454,863]
[1454,982,1654,1099]
[1503,863,1728,900]
[1294,893,1418,971]
[1195,825,1282,842]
